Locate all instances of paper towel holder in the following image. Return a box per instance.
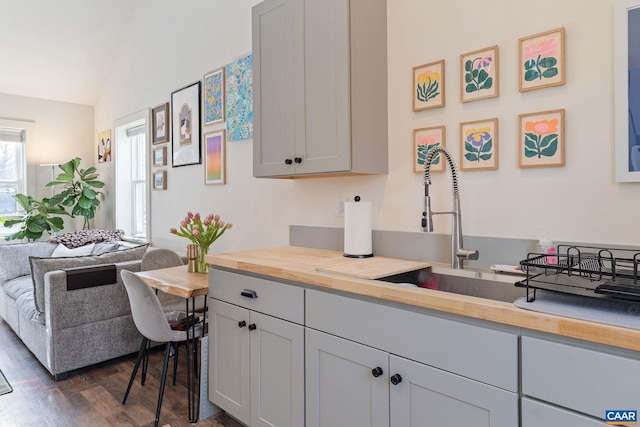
[343,196,374,258]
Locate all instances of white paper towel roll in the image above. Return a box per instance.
[344,201,373,257]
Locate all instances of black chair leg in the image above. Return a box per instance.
[173,342,179,386]
[141,339,152,386]
[123,337,148,404]
[154,342,172,427]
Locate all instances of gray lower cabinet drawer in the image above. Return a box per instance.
[522,398,604,427]
[209,268,304,324]
[522,336,640,419]
[306,289,518,392]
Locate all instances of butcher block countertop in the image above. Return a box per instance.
[206,246,640,352]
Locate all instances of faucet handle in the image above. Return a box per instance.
[457,248,479,261]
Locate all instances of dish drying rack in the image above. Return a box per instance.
[515,245,640,303]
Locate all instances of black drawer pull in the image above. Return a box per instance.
[248,323,257,331]
[241,289,258,299]
[238,321,247,328]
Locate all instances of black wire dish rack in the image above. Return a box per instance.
[515,245,640,303]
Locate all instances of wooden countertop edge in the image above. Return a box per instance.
[207,248,640,352]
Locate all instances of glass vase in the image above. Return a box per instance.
[196,245,209,273]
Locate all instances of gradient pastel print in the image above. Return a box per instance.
[205,130,225,184]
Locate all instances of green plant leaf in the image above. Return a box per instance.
[524,69,540,81]
[540,138,558,157]
[541,68,558,78]
[464,153,479,161]
[465,73,473,84]
[524,59,537,70]
[465,83,477,93]
[480,140,493,153]
[479,77,493,90]
[77,196,93,209]
[85,180,105,188]
[465,142,479,153]
[477,69,488,83]
[540,134,556,149]
[12,194,32,211]
[524,146,538,158]
[46,217,65,231]
[82,167,97,178]
[465,60,473,72]
[472,69,479,79]
[479,153,492,161]
[538,57,557,68]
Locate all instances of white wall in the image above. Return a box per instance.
[0,92,94,236]
[95,0,640,257]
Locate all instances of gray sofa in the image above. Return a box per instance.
[0,241,159,380]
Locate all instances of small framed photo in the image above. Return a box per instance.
[204,129,226,185]
[153,146,167,167]
[518,109,565,168]
[171,81,202,167]
[459,118,498,171]
[412,60,445,111]
[413,126,446,174]
[460,45,499,103]
[153,170,167,190]
[204,67,226,125]
[151,103,170,144]
[519,27,565,92]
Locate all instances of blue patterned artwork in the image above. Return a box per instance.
[225,54,253,142]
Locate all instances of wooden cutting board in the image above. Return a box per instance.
[315,256,431,280]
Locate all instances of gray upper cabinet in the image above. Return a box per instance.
[252,0,388,178]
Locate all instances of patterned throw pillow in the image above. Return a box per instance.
[49,229,125,249]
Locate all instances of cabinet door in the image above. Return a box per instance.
[301,0,351,174]
[250,311,304,427]
[252,0,304,177]
[522,398,605,427]
[389,355,518,427]
[306,328,389,427]
[208,300,250,425]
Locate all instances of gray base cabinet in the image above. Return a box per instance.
[522,399,604,427]
[208,270,305,427]
[305,328,389,427]
[389,356,517,427]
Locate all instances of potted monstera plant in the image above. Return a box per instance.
[47,157,105,230]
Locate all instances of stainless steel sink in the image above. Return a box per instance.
[376,265,528,303]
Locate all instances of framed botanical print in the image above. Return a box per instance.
[460,45,499,103]
[413,126,446,173]
[153,146,167,167]
[171,81,201,167]
[518,27,565,92]
[459,118,498,171]
[151,103,169,144]
[518,109,565,168]
[412,60,445,111]
[153,170,167,190]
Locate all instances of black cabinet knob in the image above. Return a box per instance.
[390,374,402,385]
[371,367,383,378]
[294,157,302,164]
[248,323,257,331]
[238,320,247,328]
[285,158,293,165]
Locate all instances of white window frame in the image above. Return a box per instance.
[0,118,35,237]
[114,110,150,242]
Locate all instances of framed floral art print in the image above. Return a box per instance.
[413,126,446,173]
[459,118,498,171]
[460,45,499,103]
[518,109,565,168]
[518,27,565,92]
[412,60,445,111]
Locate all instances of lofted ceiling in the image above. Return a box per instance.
[0,0,135,106]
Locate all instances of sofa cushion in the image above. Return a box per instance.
[3,275,33,300]
[0,242,57,284]
[91,241,121,255]
[51,243,95,257]
[49,229,125,249]
[29,244,148,312]
[15,291,44,325]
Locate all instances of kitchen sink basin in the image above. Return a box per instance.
[376,265,528,303]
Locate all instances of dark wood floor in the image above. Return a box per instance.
[0,319,244,427]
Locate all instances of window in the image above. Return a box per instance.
[0,123,28,236]
[115,111,149,240]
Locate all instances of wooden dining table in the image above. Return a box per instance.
[135,265,209,423]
